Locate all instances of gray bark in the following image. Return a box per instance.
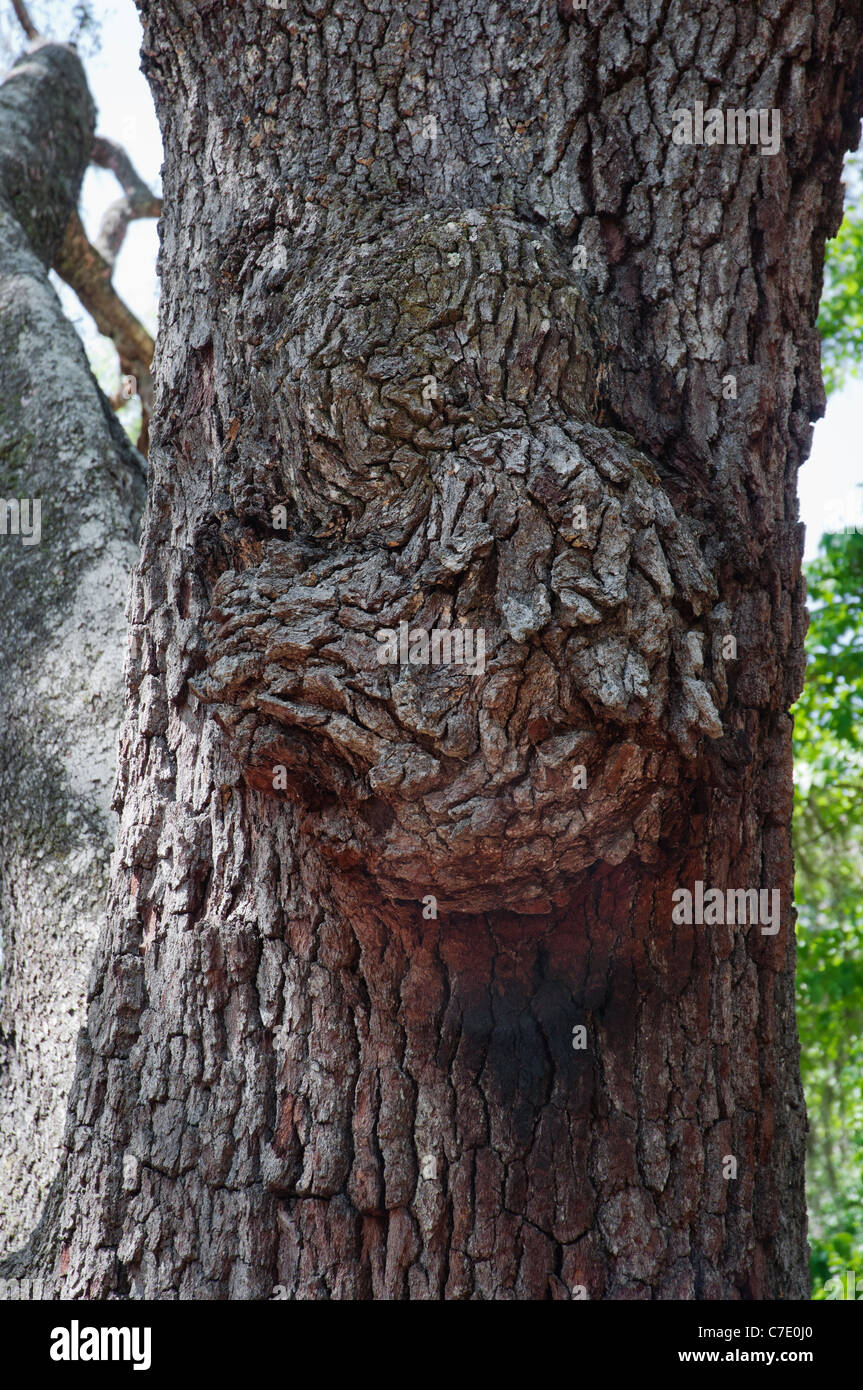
[0,40,145,1253]
[5,0,863,1299]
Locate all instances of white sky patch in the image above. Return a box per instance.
[802,378,863,559]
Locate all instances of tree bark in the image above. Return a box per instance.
[0,40,145,1253]
[7,0,863,1299]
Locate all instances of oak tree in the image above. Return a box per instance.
[4,0,863,1300]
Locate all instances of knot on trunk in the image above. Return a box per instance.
[191,208,727,912]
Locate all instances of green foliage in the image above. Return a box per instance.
[798,140,863,1299]
[795,531,863,1297]
[810,1231,863,1300]
[819,152,863,395]
[818,212,863,396]
[797,530,863,759]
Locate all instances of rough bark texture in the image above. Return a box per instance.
[7,0,863,1299]
[0,41,145,1253]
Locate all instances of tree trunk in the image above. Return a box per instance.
[7,0,863,1299]
[0,40,145,1255]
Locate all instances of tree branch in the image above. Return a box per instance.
[91,134,162,268]
[51,138,161,454]
[10,0,39,41]
[53,210,154,453]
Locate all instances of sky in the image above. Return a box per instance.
[31,0,863,562]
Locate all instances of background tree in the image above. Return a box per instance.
[817,155,863,397]
[0,0,158,1254]
[0,31,145,1254]
[4,0,863,1300]
[795,530,863,1295]
[790,146,863,1297]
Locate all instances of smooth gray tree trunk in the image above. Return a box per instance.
[5,0,863,1299]
[0,39,145,1256]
